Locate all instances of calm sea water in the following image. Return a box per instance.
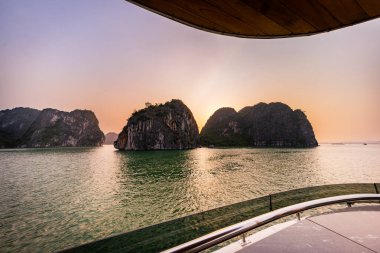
[1,144,380,252]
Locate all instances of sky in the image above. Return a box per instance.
[1,0,379,143]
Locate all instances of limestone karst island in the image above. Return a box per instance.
[0,108,104,148]
[114,99,199,150]
[0,100,317,150]
[113,99,318,151]
[199,102,318,148]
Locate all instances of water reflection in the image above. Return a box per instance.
[113,147,323,218]
[113,150,192,227]
[117,150,191,182]
[1,145,380,252]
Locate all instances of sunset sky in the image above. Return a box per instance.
[1,0,379,142]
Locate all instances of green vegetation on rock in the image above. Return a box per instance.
[199,102,318,148]
[0,107,104,148]
[115,99,199,150]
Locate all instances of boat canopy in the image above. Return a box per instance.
[127,0,380,38]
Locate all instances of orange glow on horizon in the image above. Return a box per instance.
[1,1,379,143]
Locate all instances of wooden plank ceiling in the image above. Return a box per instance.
[126,0,380,38]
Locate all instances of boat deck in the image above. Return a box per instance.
[217,205,380,253]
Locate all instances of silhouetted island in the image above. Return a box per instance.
[0,107,104,148]
[104,132,118,145]
[114,99,199,150]
[199,102,318,148]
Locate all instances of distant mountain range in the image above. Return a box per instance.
[320,141,380,145]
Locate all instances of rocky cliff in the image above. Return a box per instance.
[0,107,40,147]
[199,102,318,147]
[114,99,199,150]
[0,107,104,148]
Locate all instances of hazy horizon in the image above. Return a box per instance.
[1,0,380,143]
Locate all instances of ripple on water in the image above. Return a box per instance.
[0,145,380,252]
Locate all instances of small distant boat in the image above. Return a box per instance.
[364,143,367,145]
[332,143,344,145]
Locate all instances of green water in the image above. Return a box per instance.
[1,145,380,252]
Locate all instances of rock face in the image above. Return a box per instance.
[199,102,318,147]
[115,99,199,150]
[104,132,118,145]
[0,107,40,147]
[0,107,104,148]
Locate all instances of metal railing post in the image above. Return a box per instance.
[241,233,250,246]
[269,194,273,211]
[374,183,380,203]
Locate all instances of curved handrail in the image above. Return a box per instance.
[58,183,380,253]
[163,193,380,253]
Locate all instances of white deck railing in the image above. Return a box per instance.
[163,194,380,253]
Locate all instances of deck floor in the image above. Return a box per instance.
[234,205,380,253]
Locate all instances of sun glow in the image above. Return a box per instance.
[1,1,379,143]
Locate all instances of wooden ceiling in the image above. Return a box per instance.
[127,0,380,38]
